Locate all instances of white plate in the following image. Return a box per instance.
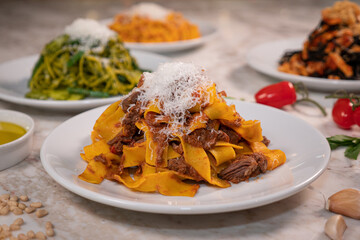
[103,19,217,53]
[0,51,169,111]
[247,37,360,91]
[40,100,330,214]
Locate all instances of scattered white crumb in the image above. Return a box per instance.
[126,3,171,20]
[64,18,116,50]
[137,62,212,135]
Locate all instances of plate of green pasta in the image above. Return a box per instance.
[0,19,170,111]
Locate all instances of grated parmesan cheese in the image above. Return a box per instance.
[64,18,116,50]
[137,62,212,135]
[126,3,171,20]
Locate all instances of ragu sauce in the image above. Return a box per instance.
[0,121,26,145]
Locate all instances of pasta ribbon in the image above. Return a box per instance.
[209,146,236,166]
[189,103,201,113]
[167,145,181,159]
[215,141,243,149]
[207,84,218,105]
[78,159,107,184]
[122,141,146,167]
[180,137,211,181]
[113,165,199,197]
[134,172,199,196]
[93,101,124,141]
[249,142,286,170]
[235,142,254,156]
[136,121,168,167]
[204,98,238,122]
[230,120,263,142]
[187,113,208,133]
[144,101,161,117]
[80,140,121,163]
[180,137,230,188]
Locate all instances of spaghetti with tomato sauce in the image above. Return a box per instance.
[109,3,201,43]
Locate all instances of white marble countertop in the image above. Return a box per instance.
[0,0,359,239]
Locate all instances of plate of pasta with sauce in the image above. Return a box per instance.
[247,1,360,92]
[0,18,169,111]
[40,62,330,214]
[104,3,217,53]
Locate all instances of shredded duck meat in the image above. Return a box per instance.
[219,153,268,183]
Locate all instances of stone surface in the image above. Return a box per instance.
[0,0,359,239]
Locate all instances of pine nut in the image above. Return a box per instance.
[35,231,46,240]
[13,218,24,226]
[18,233,27,240]
[30,202,42,208]
[10,205,17,211]
[0,193,55,240]
[26,231,35,239]
[0,194,10,200]
[45,222,53,229]
[12,207,23,215]
[24,207,35,214]
[2,224,10,232]
[45,228,54,237]
[10,195,18,202]
[10,223,20,231]
[0,232,4,239]
[18,203,26,210]
[8,201,18,207]
[0,205,9,215]
[19,195,29,202]
[5,231,12,238]
[1,229,11,238]
[36,209,48,218]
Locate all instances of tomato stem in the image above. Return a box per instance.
[296,98,327,116]
[325,91,360,110]
[293,82,327,116]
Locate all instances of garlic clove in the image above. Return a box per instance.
[324,215,347,240]
[326,188,360,220]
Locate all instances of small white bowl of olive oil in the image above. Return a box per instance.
[0,110,34,171]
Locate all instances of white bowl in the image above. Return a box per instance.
[0,110,34,171]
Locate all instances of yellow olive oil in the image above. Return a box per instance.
[0,121,26,145]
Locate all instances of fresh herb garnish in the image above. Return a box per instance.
[327,135,360,160]
[67,51,84,67]
[67,88,110,98]
[117,74,130,84]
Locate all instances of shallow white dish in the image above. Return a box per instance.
[40,100,330,214]
[0,110,34,171]
[0,51,169,111]
[247,37,360,91]
[103,19,217,53]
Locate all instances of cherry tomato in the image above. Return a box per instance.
[354,106,360,127]
[332,99,355,129]
[255,81,297,108]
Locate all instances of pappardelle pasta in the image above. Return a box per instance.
[79,62,286,197]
